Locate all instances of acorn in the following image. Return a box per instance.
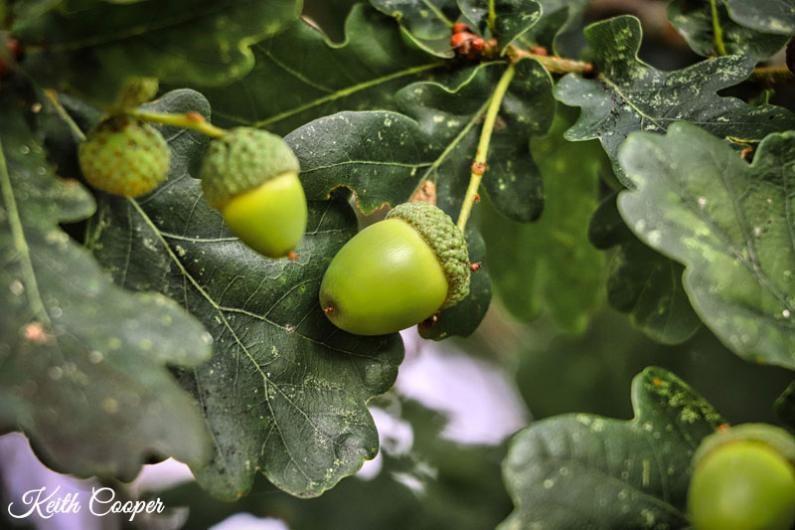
[200,127,307,259]
[319,202,470,336]
[688,423,795,530]
[78,115,170,197]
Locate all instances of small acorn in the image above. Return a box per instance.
[78,115,170,197]
[688,423,795,530]
[319,202,470,336]
[200,127,307,258]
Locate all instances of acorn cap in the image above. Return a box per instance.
[386,202,470,309]
[694,423,795,468]
[200,127,299,209]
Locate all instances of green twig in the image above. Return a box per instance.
[487,0,497,35]
[43,90,87,142]
[127,109,227,139]
[456,64,515,231]
[709,0,728,56]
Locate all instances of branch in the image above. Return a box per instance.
[456,64,515,231]
[506,46,593,75]
[128,109,227,139]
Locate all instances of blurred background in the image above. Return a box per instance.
[2,0,793,528]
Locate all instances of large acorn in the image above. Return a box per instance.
[200,127,307,258]
[319,202,470,336]
[688,423,795,530]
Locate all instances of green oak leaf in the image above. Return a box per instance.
[776,381,795,430]
[161,400,512,530]
[480,108,606,333]
[520,0,589,56]
[370,0,458,57]
[13,0,300,105]
[84,90,404,499]
[555,15,795,187]
[669,0,788,60]
[458,0,541,53]
[200,4,440,136]
[0,93,212,480]
[287,58,554,222]
[589,194,702,345]
[501,367,724,530]
[726,0,795,35]
[618,123,795,370]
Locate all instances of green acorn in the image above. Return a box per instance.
[688,423,795,530]
[319,202,470,336]
[200,127,307,258]
[78,115,170,197]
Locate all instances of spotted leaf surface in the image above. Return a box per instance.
[201,4,439,136]
[0,93,212,480]
[618,123,795,369]
[669,0,788,59]
[13,0,299,105]
[726,0,795,35]
[555,15,795,186]
[501,367,724,530]
[85,90,404,499]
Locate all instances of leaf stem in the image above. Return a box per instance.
[487,0,497,35]
[127,109,227,139]
[43,90,87,142]
[751,64,794,83]
[456,64,515,231]
[709,0,728,56]
[506,46,593,75]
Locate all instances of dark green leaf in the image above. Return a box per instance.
[480,108,606,333]
[521,0,588,56]
[555,15,795,187]
[163,400,512,530]
[458,0,541,52]
[370,0,458,57]
[288,58,554,222]
[201,4,441,136]
[501,367,724,530]
[85,90,404,499]
[669,0,788,60]
[618,123,795,370]
[0,93,212,479]
[590,194,702,345]
[726,0,795,35]
[13,0,300,105]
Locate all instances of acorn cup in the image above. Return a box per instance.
[319,202,471,336]
[78,115,170,198]
[688,423,795,530]
[200,127,308,259]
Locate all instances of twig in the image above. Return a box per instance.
[708,0,728,55]
[456,64,515,230]
[507,45,593,75]
[127,109,227,139]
